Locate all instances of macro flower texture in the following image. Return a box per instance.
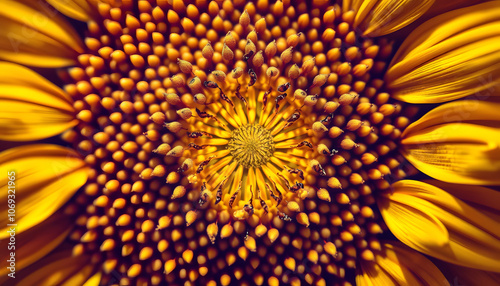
[1,0,500,285]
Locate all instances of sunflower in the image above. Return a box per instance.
[1,0,499,285]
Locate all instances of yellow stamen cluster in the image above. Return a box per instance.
[228,124,275,168]
[59,0,418,285]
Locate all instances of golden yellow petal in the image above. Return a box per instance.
[0,62,73,101]
[424,180,500,212]
[0,210,71,277]
[378,197,450,251]
[373,253,422,285]
[401,100,500,185]
[0,144,88,239]
[381,180,500,272]
[390,180,500,246]
[402,100,500,136]
[386,1,500,103]
[46,0,94,22]
[0,63,77,141]
[62,264,100,286]
[445,235,500,273]
[424,180,500,236]
[402,130,500,184]
[15,245,95,286]
[356,261,397,286]
[357,242,448,285]
[0,0,83,67]
[355,0,435,37]
[382,243,449,285]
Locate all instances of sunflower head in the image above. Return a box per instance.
[57,1,419,284]
[53,1,420,284]
[3,0,500,285]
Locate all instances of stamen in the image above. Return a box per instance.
[228,124,275,169]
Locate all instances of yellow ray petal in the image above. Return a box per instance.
[402,124,500,185]
[0,62,73,101]
[354,0,434,37]
[356,261,397,286]
[386,2,500,103]
[390,180,500,244]
[391,2,500,66]
[0,144,88,239]
[402,100,500,185]
[0,210,72,277]
[373,253,422,285]
[0,0,84,67]
[378,197,450,251]
[402,100,500,136]
[357,242,448,285]
[14,244,96,286]
[380,180,500,272]
[382,242,449,285]
[45,0,94,22]
[424,180,500,212]
[0,63,77,141]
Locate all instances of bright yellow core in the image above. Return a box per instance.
[228,124,275,168]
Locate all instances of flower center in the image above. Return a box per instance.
[58,1,418,285]
[228,124,275,168]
